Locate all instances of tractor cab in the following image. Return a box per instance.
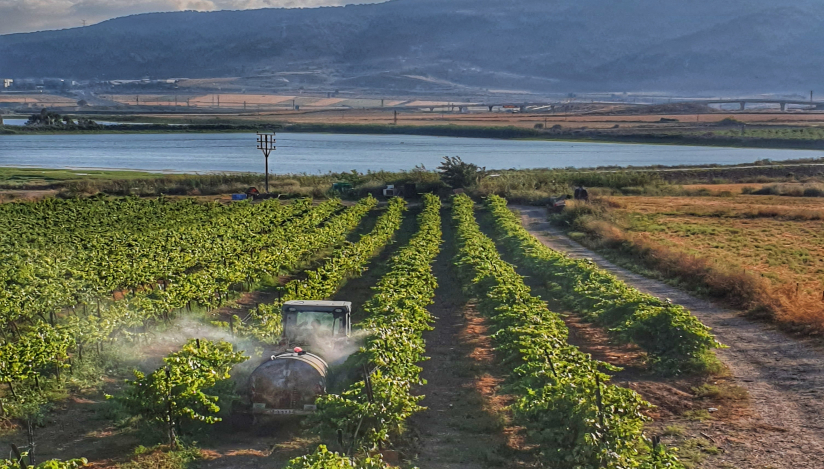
[281,300,351,346]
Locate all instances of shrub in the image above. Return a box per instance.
[437,156,487,189]
[284,445,388,469]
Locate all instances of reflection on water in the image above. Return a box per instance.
[0,132,820,174]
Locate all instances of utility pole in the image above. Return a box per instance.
[812,90,814,103]
[256,133,276,193]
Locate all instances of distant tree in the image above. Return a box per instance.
[77,118,101,129]
[25,108,62,126]
[437,156,486,189]
[77,99,89,107]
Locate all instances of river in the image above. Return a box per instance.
[0,132,820,174]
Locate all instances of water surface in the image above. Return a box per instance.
[0,132,820,173]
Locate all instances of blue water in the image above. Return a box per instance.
[0,132,820,174]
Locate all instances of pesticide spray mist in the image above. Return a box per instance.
[139,315,371,393]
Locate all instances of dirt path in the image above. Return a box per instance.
[514,205,824,469]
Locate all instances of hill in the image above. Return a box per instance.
[1,0,822,93]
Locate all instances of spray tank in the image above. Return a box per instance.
[247,300,351,416]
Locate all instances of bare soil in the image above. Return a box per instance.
[514,205,824,469]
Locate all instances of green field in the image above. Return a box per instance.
[0,191,724,469]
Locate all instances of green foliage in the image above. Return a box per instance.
[0,458,88,469]
[438,156,486,189]
[309,194,441,451]
[450,194,684,468]
[0,327,71,420]
[116,339,248,446]
[241,197,407,344]
[24,109,100,130]
[237,196,379,343]
[485,195,721,374]
[284,445,389,469]
[0,197,371,412]
[116,445,202,469]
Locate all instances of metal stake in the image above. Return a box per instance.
[256,132,276,193]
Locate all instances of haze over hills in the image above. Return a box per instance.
[1,0,823,94]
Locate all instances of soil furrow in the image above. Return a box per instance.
[410,210,530,469]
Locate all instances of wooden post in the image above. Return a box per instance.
[544,350,558,377]
[595,374,604,429]
[166,367,176,449]
[11,444,26,468]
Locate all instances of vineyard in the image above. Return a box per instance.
[0,193,722,469]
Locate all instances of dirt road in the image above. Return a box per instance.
[514,205,824,469]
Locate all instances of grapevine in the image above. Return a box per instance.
[451,194,683,468]
[0,197,373,419]
[238,197,407,343]
[485,195,721,373]
[309,194,441,451]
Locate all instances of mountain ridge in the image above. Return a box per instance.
[1,0,821,93]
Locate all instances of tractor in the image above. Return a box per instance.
[246,300,352,416]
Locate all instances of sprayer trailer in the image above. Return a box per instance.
[247,300,352,416]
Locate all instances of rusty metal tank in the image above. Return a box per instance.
[248,350,328,416]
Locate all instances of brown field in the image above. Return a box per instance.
[100,93,400,109]
[129,107,824,130]
[103,93,299,107]
[681,184,759,194]
[0,94,77,105]
[588,194,824,331]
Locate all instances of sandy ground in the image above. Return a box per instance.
[514,205,824,469]
[130,108,824,131]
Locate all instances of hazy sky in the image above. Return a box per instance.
[0,0,386,35]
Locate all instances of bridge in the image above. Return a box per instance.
[401,102,570,113]
[402,98,824,113]
[698,99,824,111]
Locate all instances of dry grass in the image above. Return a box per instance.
[681,184,757,194]
[0,94,77,105]
[568,195,824,334]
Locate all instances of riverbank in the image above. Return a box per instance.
[3,155,824,202]
[6,118,824,151]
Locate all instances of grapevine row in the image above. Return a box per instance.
[451,194,681,468]
[239,197,407,343]
[287,194,442,468]
[0,198,312,326]
[311,193,441,451]
[0,198,376,417]
[485,195,720,373]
